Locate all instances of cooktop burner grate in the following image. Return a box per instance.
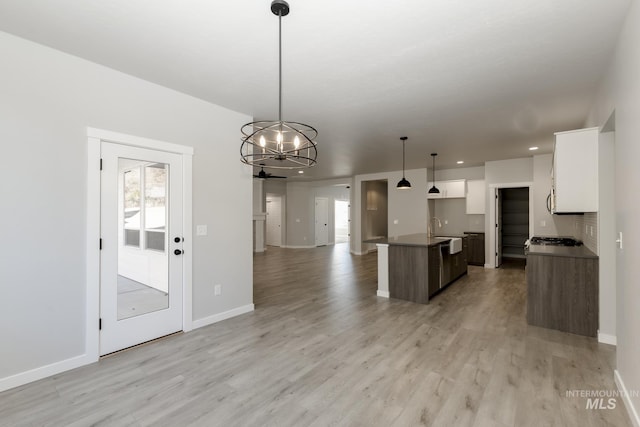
[529,236,583,246]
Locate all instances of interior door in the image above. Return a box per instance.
[495,188,503,267]
[315,197,329,246]
[100,142,183,355]
[266,195,282,247]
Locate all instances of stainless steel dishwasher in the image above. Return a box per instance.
[439,242,451,287]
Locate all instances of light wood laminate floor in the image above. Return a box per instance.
[0,244,631,426]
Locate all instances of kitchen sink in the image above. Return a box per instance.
[436,236,463,254]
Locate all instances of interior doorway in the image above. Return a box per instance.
[495,187,530,268]
[361,180,388,253]
[335,200,350,244]
[266,195,283,247]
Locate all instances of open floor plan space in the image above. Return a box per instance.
[0,244,630,426]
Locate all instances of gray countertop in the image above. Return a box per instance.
[363,233,453,247]
[527,244,598,259]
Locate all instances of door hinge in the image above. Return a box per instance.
[99,318,102,330]
[100,158,103,170]
[496,252,498,256]
[495,224,498,228]
[99,238,102,250]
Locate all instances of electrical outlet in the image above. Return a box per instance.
[540,220,546,227]
[590,226,593,237]
[393,219,399,224]
[196,225,208,236]
[214,284,221,296]
[444,220,448,225]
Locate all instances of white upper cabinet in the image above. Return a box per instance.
[427,179,466,199]
[466,179,486,214]
[552,127,599,213]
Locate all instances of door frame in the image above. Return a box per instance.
[86,127,193,361]
[487,182,533,268]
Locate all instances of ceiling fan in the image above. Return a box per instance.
[253,165,287,179]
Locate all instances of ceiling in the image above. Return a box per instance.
[0,0,630,179]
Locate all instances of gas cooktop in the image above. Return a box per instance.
[529,236,583,246]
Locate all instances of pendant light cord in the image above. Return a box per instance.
[402,140,406,178]
[278,11,282,123]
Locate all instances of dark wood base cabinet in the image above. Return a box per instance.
[526,254,598,337]
[464,232,485,266]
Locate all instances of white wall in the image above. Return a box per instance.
[595,132,615,342]
[0,32,253,383]
[353,168,428,254]
[264,178,351,248]
[585,0,640,419]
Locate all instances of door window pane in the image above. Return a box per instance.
[123,169,141,247]
[118,160,169,320]
[144,163,167,252]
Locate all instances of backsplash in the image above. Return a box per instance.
[582,212,598,254]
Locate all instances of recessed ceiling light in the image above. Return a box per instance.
[529,146,539,151]
[298,170,304,174]
[457,161,464,164]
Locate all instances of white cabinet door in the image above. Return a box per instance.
[428,180,466,199]
[446,180,466,198]
[466,180,486,214]
[553,128,598,213]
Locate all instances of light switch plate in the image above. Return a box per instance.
[196,225,208,236]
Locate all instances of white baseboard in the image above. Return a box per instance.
[484,263,492,268]
[192,304,255,329]
[598,331,617,346]
[0,353,95,393]
[282,245,316,249]
[377,290,390,298]
[1,304,255,392]
[352,251,366,256]
[615,369,640,427]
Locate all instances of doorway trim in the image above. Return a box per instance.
[487,182,533,269]
[86,127,194,361]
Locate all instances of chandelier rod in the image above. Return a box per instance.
[278,10,283,123]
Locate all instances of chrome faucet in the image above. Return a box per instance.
[428,217,442,238]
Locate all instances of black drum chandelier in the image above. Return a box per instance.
[240,0,318,170]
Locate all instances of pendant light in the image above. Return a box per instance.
[397,136,411,190]
[428,153,440,194]
[240,0,318,170]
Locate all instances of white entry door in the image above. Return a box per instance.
[100,142,184,355]
[315,197,329,246]
[266,196,282,247]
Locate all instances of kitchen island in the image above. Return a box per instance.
[365,233,468,304]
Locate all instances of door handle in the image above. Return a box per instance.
[174,249,183,255]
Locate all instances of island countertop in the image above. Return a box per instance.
[363,233,451,247]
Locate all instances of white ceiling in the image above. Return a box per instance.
[0,0,630,179]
